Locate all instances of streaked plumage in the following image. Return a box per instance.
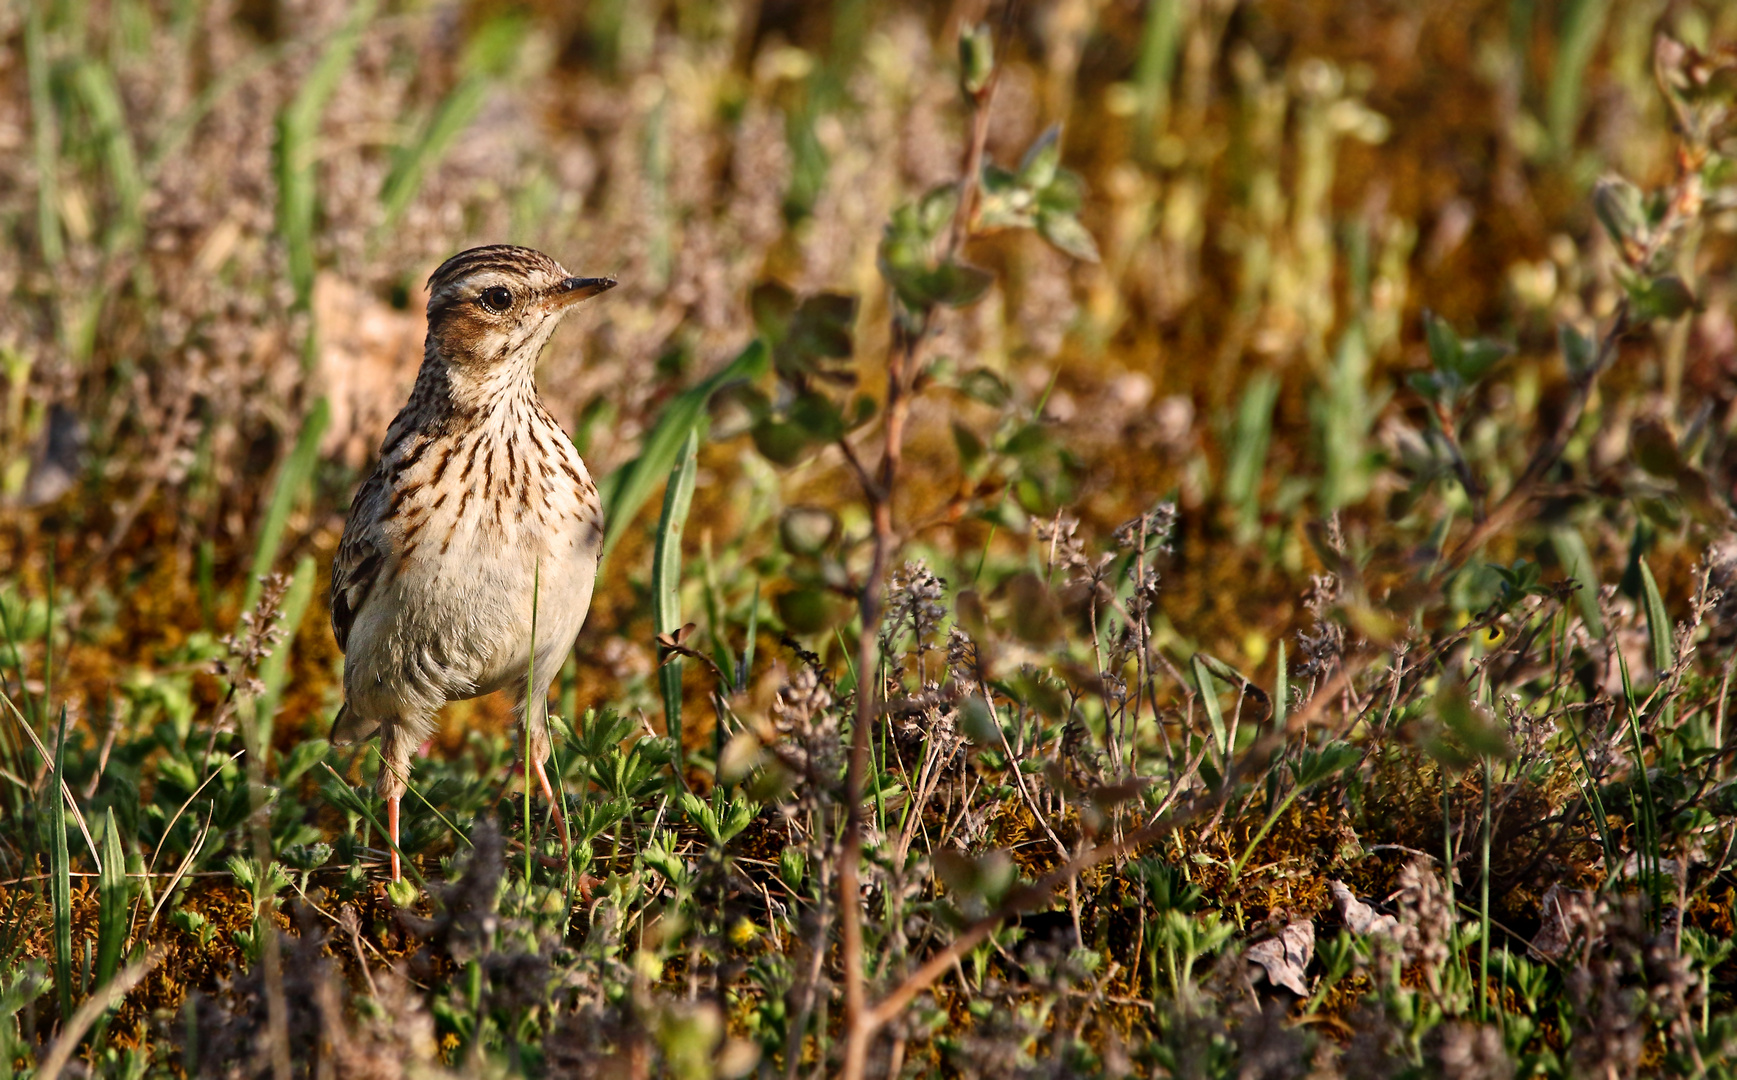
[330,245,614,879]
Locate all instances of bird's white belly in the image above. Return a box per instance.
[344,465,600,721]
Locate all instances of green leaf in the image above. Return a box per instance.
[1407,370,1451,402]
[95,809,127,992]
[1593,175,1647,250]
[1019,125,1062,190]
[1420,311,1508,386]
[48,709,72,1020]
[1627,273,1697,321]
[774,588,844,635]
[1423,309,1461,372]
[1191,655,1229,760]
[750,418,811,466]
[750,281,797,342]
[601,340,769,558]
[1550,526,1606,637]
[653,430,699,760]
[244,399,329,616]
[279,737,331,786]
[953,420,986,468]
[1037,210,1100,262]
[787,392,846,442]
[276,0,377,309]
[1453,338,1512,383]
[777,293,858,378]
[1428,682,1513,768]
[958,22,995,95]
[1224,370,1278,524]
[1559,322,1595,378]
[778,506,838,556]
[1639,557,1674,675]
[954,368,1011,407]
[935,848,1016,902]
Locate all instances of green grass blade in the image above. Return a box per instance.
[49,708,72,1023]
[378,17,524,231]
[741,580,761,689]
[1131,0,1184,148]
[1224,369,1278,533]
[526,559,539,883]
[1190,654,1229,763]
[1272,641,1287,730]
[242,398,330,616]
[276,0,376,311]
[252,555,316,750]
[1638,557,1673,676]
[94,809,127,990]
[653,430,699,764]
[700,535,737,693]
[71,59,144,253]
[600,340,767,559]
[25,5,63,267]
[1549,525,1606,638]
[1546,0,1610,159]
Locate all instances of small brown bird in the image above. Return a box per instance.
[330,245,614,880]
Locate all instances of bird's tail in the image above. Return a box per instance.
[329,703,379,744]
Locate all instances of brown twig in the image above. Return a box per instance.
[837,23,1005,1078]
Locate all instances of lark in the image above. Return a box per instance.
[330,245,614,880]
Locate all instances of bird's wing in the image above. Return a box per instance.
[330,465,391,654]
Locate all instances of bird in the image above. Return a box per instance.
[329,244,615,880]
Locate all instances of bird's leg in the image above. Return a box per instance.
[530,753,571,859]
[387,794,402,882]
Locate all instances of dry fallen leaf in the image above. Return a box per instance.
[1329,880,1401,938]
[1246,918,1315,996]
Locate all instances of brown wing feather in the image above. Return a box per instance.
[330,465,391,654]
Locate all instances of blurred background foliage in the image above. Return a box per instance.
[5,0,1737,1072]
[3,0,1734,737]
[0,0,1723,736]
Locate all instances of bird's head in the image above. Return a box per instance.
[423,245,615,374]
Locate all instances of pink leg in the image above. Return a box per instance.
[387,795,402,881]
[530,754,571,858]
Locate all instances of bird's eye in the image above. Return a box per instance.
[479,286,513,313]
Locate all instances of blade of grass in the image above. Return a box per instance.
[241,399,329,616]
[94,809,126,990]
[49,708,72,1023]
[525,558,539,883]
[71,58,143,255]
[1616,647,1661,914]
[378,14,525,230]
[252,555,316,750]
[276,0,376,314]
[367,744,471,849]
[700,534,737,693]
[1638,557,1673,676]
[25,5,63,267]
[600,340,766,560]
[274,0,376,312]
[653,430,699,769]
[1224,370,1278,535]
[1190,655,1229,765]
[1550,525,1606,638]
[741,580,760,689]
[318,763,430,891]
[1273,641,1287,730]
[1479,756,1491,1021]
[1545,0,1610,159]
[4,691,103,869]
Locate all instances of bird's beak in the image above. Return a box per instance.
[546,276,617,310]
